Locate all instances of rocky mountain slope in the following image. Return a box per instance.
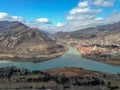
[56,22,120,40]
[0,21,65,61]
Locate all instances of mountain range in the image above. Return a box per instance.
[0,21,65,61]
[56,22,120,40]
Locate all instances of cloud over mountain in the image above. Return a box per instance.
[0,12,25,23]
[0,12,53,32]
[56,22,65,27]
[0,0,120,32]
[35,18,52,24]
[63,0,120,31]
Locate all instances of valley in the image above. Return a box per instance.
[0,0,120,90]
[56,22,120,66]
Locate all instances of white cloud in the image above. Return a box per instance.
[27,18,52,31]
[68,1,102,22]
[70,7,90,14]
[0,12,25,23]
[93,0,114,7]
[56,22,65,27]
[70,1,89,15]
[67,14,95,21]
[0,0,119,33]
[78,1,89,8]
[0,12,54,32]
[65,1,103,30]
[65,11,120,32]
[12,16,26,22]
[35,18,51,24]
[51,0,119,32]
[104,11,120,24]
[0,12,8,19]
[96,17,104,21]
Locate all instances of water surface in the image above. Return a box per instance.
[0,46,120,74]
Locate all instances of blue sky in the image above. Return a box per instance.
[0,0,80,24]
[0,0,120,32]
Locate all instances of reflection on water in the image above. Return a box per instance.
[0,46,120,74]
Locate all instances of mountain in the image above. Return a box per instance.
[0,21,65,61]
[56,22,120,39]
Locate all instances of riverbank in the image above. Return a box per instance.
[0,46,68,62]
[81,54,120,66]
[76,45,120,66]
[0,66,119,90]
[0,46,120,74]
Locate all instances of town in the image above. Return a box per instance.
[57,37,120,66]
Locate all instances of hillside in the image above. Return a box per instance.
[56,22,120,40]
[0,21,65,61]
[0,67,119,90]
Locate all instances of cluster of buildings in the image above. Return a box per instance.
[57,38,120,56]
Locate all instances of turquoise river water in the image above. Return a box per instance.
[0,46,120,74]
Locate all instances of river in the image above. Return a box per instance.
[0,46,120,74]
